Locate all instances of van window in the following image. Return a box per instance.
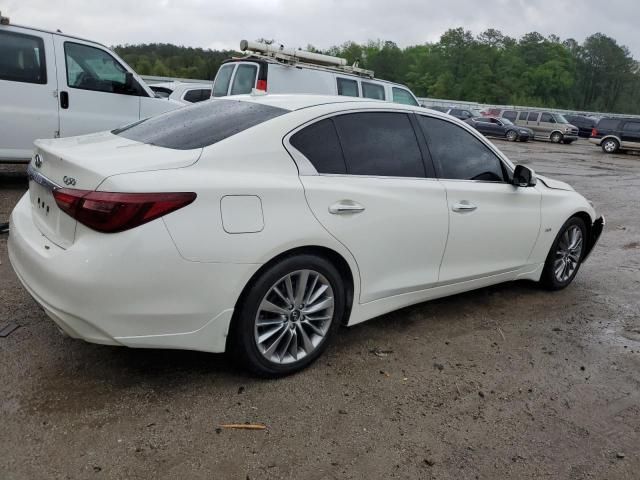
[623,121,640,133]
[392,87,418,106]
[64,42,139,95]
[337,78,359,97]
[290,119,347,174]
[333,112,425,177]
[0,30,47,84]
[183,88,212,103]
[362,82,385,100]
[540,113,554,123]
[503,110,517,122]
[527,112,539,122]
[114,99,288,150]
[417,115,505,182]
[518,111,529,121]
[230,64,257,95]
[213,64,234,97]
[596,118,619,131]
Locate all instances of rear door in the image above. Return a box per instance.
[53,36,142,136]
[288,110,449,303]
[0,27,58,162]
[526,112,541,137]
[621,120,640,150]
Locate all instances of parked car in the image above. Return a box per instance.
[589,117,640,154]
[212,40,421,107]
[9,94,603,377]
[465,116,533,142]
[445,107,478,120]
[0,17,182,163]
[498,109,579,144]
[149,82,213,104]
[564,115,596,138]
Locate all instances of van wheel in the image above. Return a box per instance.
[230,254,345,377]
[550,132,563,143]
[601,138,619,154]
[505,130,518,142]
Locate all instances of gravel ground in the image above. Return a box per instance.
[0,139,639,479]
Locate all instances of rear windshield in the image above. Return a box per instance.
[113,99,289,150]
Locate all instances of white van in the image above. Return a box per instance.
[212,40,421,107]
[0,15,182,163]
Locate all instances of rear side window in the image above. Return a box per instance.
[362,82,385,100]
[183,88,211,103]
[0,30,47,84]
[392,87,418,106]
[540,113,554,123]
[527,112,539,122]
[518,111,528,121]
[213,64,234,97]
[333,112,425,177]
[596,118,619,131]
[337,78,359,97]
[230,64,257,95]
[114,99,288,150]
[418,115,505,182]
[623,121,640,133]
[290,119,347,174]
[503,111,517,121]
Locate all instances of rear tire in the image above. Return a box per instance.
[540,217,587,290]
[550,132,563,143]
[229,254,345,377]
[601,138,619,154]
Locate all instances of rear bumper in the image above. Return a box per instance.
[8,193,260,353]
[583,215,605,262]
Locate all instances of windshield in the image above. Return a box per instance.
[553,113,569,124]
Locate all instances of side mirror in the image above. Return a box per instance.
[513,165,537,187]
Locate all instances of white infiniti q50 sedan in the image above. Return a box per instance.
[8,95,604,376]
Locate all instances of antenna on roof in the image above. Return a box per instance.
[0,11,10,25]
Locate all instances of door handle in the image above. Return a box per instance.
[60,91,69,109]
[452,201,477,213]
[328,201,365,215]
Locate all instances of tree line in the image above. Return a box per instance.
[114,28,640,114]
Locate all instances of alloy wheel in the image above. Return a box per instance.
[603,139,617,153]
[553,225,583,283]
[254,269,334,364]
[506,130,518,142]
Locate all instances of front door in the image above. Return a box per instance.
[53,36,141,137]
[288,111,449,303]
[416,114,541,283]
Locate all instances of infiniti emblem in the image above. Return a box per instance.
[34,154,42,168]
[63,176,77,186]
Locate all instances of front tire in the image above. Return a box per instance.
[550,132,563,143]
[541,217,587,290]
[230,254,345,377]
[506,130,518,142]
[601,138,619,154]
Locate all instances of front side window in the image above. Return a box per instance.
[362,82,385,100]
[0,30,47,84]
[290,119,347,174]
[213,64,234,97]
[333,112,425,177]
[337,78,358,97]
[183,88,211,103]
[114,99,288,150]
[503,110,517,122]
[230,64,257,95]
[623,121,640,133]
[540,113,554,123]
[392,87,418,106]
[518,111,529,121]
[417,115,505,182]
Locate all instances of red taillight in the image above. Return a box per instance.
[53,189,196,233]
[256,79,267,91]
[591,128,598,137]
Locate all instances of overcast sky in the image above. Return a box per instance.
[6,0,640,57]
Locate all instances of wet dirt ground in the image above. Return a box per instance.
[1,139,639,479]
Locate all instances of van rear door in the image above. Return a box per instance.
[0,26,59,162]
[52,35,142,136]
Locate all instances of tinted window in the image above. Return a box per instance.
[213,64,234,97]
[475,118,490,123]
[230,64,257,95]
[290,119,346,174]
[503,110,517,121]
[334,112,425,177]
[362,82,385,100]
[450,109,462,116]
[527,112,540,122]
[417,115,505,182]
[114,99,288,150]
[65,42,138,95]
[596,118,619,131]
[183,88,211,103]
[623,121,640,133]
[392,87,418,106]
[540,113,554,123]
[337,78,358,97]
[0,31,47,84]
[518,111,529,121]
